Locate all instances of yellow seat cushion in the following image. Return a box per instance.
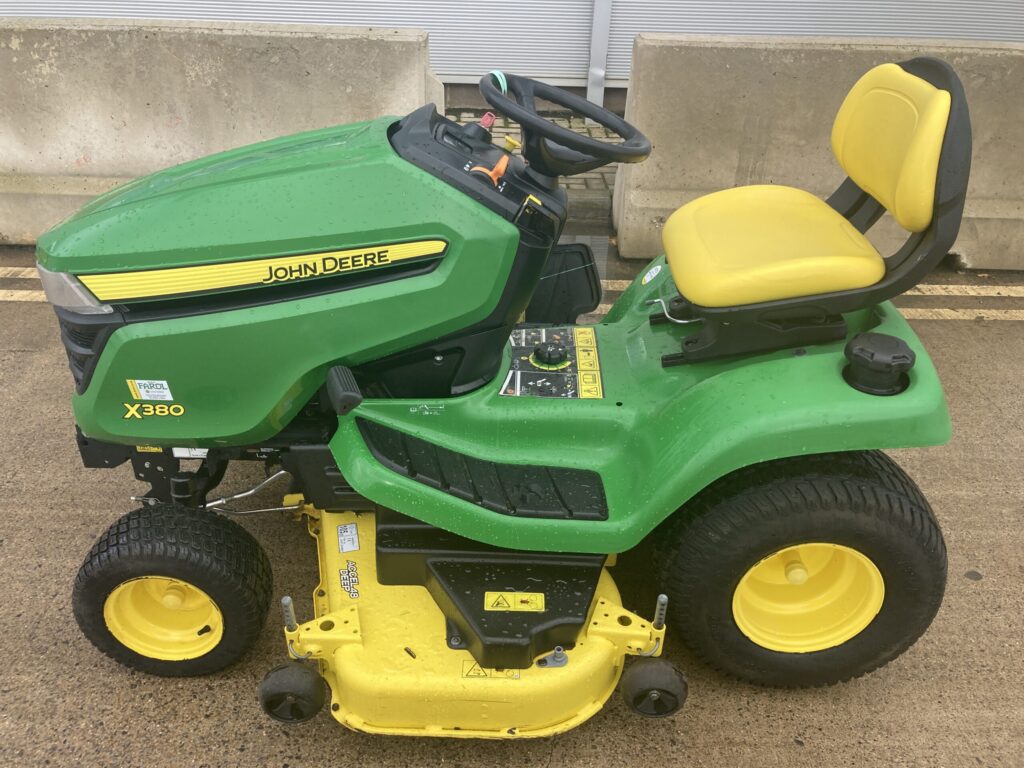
[663,185,886,308]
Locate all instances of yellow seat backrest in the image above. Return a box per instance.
[831,63,951,232]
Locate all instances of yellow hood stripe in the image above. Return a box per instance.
[79,239,447,302]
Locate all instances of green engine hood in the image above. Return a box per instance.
[37,117,405,276]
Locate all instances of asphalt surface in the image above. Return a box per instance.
[0,245,1022,767]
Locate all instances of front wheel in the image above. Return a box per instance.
[73,505,273,676]
[656,451,946,687]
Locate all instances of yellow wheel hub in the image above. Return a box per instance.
[103,577,224,661]
[732,543,884,653]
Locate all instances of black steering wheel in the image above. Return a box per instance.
[479,71,651,178]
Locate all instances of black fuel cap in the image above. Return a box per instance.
[843,332,916,395]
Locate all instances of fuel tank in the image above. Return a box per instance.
[37,116,523,446]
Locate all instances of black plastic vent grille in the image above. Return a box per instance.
[55,308,124,393]
[357,418,608,521]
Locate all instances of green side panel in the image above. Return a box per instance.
[331,257,951,554]
[57,119,520,444]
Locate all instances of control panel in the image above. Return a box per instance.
[500,326,604,400]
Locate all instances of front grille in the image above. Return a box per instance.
[62,323,99,349]
[54,307,124,393]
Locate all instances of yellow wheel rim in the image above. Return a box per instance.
[732,543,884,653]
[103,577,224,661]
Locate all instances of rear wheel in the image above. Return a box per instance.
[73,505,273,676]
[656,451,946,687]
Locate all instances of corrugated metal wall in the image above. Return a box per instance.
[607,0,1024,80]
[1,0,595,83]
[7,0,1024,84]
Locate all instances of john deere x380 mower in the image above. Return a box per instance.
[41,59,970,737]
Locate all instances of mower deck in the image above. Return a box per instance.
[285,499,665,738]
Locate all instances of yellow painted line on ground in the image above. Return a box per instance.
[901,308,1024,321]
[0,289,46,302]
[601,279,1024,297]
[907,284,1024,297]
[588,305,1024,322]
[0,267,39,279]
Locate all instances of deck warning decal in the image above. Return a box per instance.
[500,326,603,399]
[461,660,521,679]
[484,591,546,612]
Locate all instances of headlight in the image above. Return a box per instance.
[36,264,113,314]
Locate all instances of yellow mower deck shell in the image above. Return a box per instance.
[286,503,663,738]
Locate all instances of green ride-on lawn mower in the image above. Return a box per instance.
[40,57,970,738]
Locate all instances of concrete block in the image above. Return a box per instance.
[613,35,1024,270]
[0,18,444,243]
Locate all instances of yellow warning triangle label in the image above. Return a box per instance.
[464,662,488,678]
[484,590,545,612]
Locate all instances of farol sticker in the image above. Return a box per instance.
[127,379,174,401]
[641,264,662,285]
